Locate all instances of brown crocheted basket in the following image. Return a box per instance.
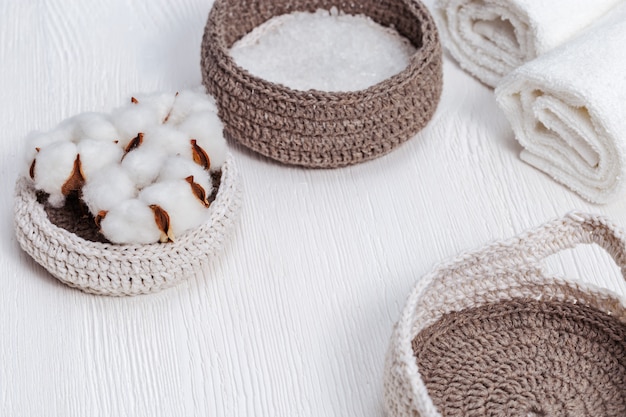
[384,212,626,417]
[200,0,443,168]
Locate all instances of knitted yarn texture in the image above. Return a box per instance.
[13,155,242,296]
[200,0,443,168]
[383,212,626,417]
[413,299,626,416]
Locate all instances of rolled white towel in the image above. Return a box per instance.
[495,4,626,204]
[435,0,622,87]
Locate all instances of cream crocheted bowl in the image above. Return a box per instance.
[200,0,443,168]
[14,155,242,296]
[384,212,626,417]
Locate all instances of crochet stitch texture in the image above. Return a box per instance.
[201,0,443,168]
[384,212,626,417]
[413,299,626,415]
[13,155,242,296]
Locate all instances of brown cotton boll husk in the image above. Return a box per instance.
[150,204,174,243]
[157,155,213,196]
[191,139,210,170]
[32,140,78,206]
[185,176,210,208]
[61,155,86,195]
[124,132,144,156]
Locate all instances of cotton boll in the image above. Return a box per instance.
[121,146,168,189]
[32,141,78,207]
[23,131,65,178]
[99,199,162,244]
[157,156,213,195]
[111,105,160,148]
[131,92,177,123]
[139,179,209,238]
[165,90,218,125]
[51,118,80,143]
[69,112,118,142]
[141,125,190,156]
[81,164,137,216]
[77,139,124,180]
[177,111,228,169]
[23,124,75,170]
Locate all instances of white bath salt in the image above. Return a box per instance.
[81,164,137,216]
[177,111,228,169]
[99,199,162,245]
[230,8,417,92]
[139,179,210,239]
[157,156,213,195]
[32,141,78,208]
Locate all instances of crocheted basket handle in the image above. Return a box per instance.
[512,211,626,281]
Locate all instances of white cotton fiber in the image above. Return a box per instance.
[77,139,124,180]
[141,125,190,156]
[50,119,80,143]
[32,141,78,207]
[69,112,119,142]
[157,156,213,195]
[23,131,65,177]
[131,92,177,123]
[165,90,218,125]
[121,146,168,190]
[139,179,209,238]
[111,105,160,148]
[230,9,416,92]
[99,199,162,244]
[81,164,137,216]
[177,111,228,169]
[24,89,226,244]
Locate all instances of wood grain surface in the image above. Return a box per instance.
[1,0,625,416]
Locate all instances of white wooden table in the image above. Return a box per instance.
[2,1,625,416]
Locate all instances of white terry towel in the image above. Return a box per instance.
[495,4,626,204]
[435,0,622,87]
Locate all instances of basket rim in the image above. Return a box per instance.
[13,154,242,296]
[386,212,626,417]
[203,0,441,101]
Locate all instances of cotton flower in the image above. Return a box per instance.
[77,139,124,180]
[139,179,210,239]
[68,112,119,142]
[47,120,78,144]
[121,146,168,190]
[98,199,162,244]
[140,125,190,156]
[23,131,68,178]
[157,155,213,195]
[81,164,137,215]
[24,89,227,244]
[31,141,79,208]
[110,104,160,148]
[165,90,218,125]
[177,111,228,169]
[130,92,177,123]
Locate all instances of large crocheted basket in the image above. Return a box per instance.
[13,155,242,296]
[384,212,626,417]
[201,0,443,168]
